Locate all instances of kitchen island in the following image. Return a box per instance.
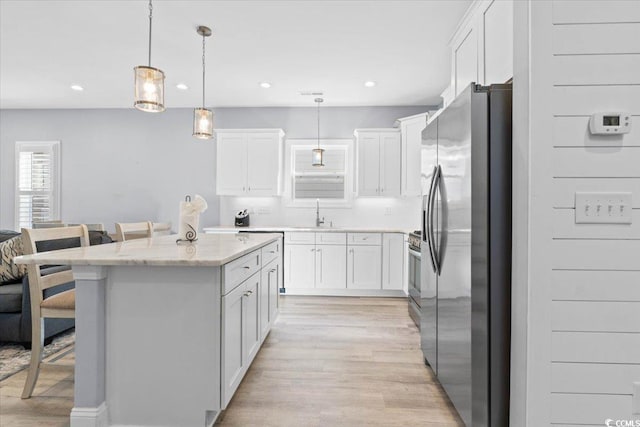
[15,233,283,427]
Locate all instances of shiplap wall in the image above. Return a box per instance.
[515,1,640,426]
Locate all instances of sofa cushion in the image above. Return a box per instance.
[0,283,23,312]
[0,236,27,284]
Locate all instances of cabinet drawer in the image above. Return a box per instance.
[223,250,262,294]
[348,232,382,245]
[261,239,281,267]
[285,232,315,245]
[316,232,346,245]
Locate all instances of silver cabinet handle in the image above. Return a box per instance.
[243,266,251,270]
[269,250,276,254]
[269,268,277,273]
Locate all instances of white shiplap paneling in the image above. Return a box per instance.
[553,209,640,239]
[552,270,640,301]
[553,116,640,147]
[551,393,633,425]
[552,239,640,270]
[552,332,640,363]
[552,363,640,394]
[552,301,640,332]
[552,178,640,208]
[552,147,640,178]
[552,0,640,24]
[553,54,640,86]
[552,86,640,116]
[553,23,640,55]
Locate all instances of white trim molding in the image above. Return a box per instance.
[70,402,108,427]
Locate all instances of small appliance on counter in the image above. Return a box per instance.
[234,209,250,227]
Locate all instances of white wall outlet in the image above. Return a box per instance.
[633,381,640,415]
[575,192,632,224]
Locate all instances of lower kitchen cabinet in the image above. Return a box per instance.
[221,277,248,408]
[286,244,316,289]
[382,233,405,290]
[260,258,281,341]
[347,245,382,289]
[244,273,261,365]
[315,245,347,289]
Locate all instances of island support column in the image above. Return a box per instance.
[70,266,108,427]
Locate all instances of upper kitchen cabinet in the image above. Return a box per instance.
[395,113,428,197]
[443,0,514,105]
[354,129,401,197]
[216,129,285,196]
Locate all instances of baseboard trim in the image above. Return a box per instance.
[281,288,407,297]
[70,402,108,427]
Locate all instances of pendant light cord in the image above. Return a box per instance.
[202,34,206,108]
[317,100,320,149]
[147,0,153,66]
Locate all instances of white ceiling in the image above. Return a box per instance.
[0,0,471,109]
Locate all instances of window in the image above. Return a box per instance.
[292,146,348,200]
[15,141,60,230]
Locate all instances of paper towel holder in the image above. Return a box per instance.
[176,195,199,244]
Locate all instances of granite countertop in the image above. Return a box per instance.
[203,226,415,234]
[14,233,281,267]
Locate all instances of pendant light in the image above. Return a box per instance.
[312,98,324,167]
[134,0,165,112]
[193,26,214,139]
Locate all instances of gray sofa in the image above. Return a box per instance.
[0,229,113,347]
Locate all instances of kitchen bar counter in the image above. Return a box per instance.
[203,225,414,234]
[15,232,283,427]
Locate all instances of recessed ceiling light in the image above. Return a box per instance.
[176,83,189,90]
[70,85,84,91]
[260,82,272,89]
[364,81,376,88]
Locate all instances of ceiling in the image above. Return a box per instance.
[0,0,471,109]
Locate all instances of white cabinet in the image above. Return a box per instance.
[396,113,428,197]
[221,240,282,409]
[454,28,478,96]
[216,129,284,196]
[347,245,382,289]
[286,244,316,289]
[382,233,405,290]
[260,258,281,341]
[315,245,347,289]
[482,0,513,85]
[355,129,401,197]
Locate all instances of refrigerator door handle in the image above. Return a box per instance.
[426,166,438,273]
[429,165,442,275]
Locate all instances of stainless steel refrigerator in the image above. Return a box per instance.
[420,83,512,427]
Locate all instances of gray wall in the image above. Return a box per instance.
[0,106,431,231]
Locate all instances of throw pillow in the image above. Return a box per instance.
[0,236,27,284]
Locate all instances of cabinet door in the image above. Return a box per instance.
[247,132,281,196]
[382,233,405,290]
[379,132,401,196]
[483,0,513,84]
[315,245,347,289]
[347,245,382,289]
[221,282,246,408]
[217,133,247,195]
[269,260,281,321]
[259,266,271,341]
[401,117,427,196]
[244,274,261,365]
[285,244,316,289]
[357,133,381,196]
[454,29,478,96]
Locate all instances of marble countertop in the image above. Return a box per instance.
[14,233,281,267]
[203,226,414,234]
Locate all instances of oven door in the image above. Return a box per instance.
[408,247,422,327]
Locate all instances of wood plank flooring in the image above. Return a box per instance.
[0,296,463,427]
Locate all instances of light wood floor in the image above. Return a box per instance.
[0,296,463,427]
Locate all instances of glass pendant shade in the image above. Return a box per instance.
[134,66,165,112]
[193,108,214,139]
[312,148,325,167]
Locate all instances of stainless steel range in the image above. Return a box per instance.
[407,230,422,328]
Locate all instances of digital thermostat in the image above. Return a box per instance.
[589,112,631,135]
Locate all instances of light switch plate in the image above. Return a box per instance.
[575,192,632,224]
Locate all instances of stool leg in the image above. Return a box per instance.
[21,318,43,399]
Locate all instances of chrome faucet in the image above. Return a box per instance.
[316,199,325,227]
